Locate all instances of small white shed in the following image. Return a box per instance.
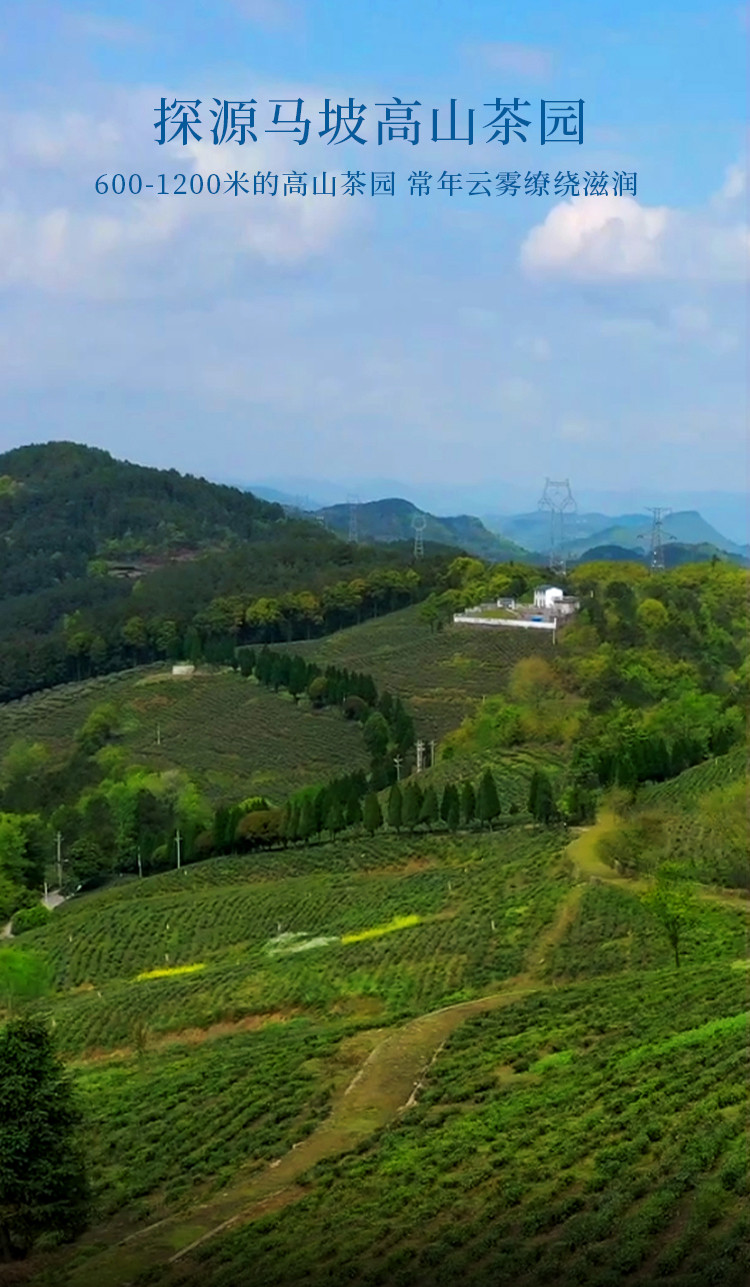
[533,585,564,611]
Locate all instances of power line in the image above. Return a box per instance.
[347,494,360,544]
[641,507,673,571]
[538,478,577,574]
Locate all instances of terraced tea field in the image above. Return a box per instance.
[6,806,750,1287]
[179,962,748,1287]
[277,606,554,739]
[29,832,568,1057]
[0,668,368,802]
[636,745,746,809]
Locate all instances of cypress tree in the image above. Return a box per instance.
[531,770,556,824]
[444,784,460,832]
[419,785,439,829]
[403,782,421,831]
[461,781,476,827]
[440,784,452,823]
[282,801,299,845]
[387,782,403,832]
[345,795,362,829]
[299,796,317,845]
[362,793,383,835]
[0,1018,90,1260]
[477,768,500,830]
[528,769,542,818]
[326,798,345,839]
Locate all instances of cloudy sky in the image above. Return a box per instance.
[0,0,747,518]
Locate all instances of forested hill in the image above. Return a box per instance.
[0,441,286,597]
[317,497,529,562]
[0,442,467,704]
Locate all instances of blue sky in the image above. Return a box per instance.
[0,0,747,519]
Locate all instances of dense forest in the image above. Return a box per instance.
[0,443,470,702]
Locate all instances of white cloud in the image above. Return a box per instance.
[464,41,553,79]
[0,92,366,296]
[520,184,750,282]
[521,196,669,278]
[713,162,746,205]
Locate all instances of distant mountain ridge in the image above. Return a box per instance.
[485,509,744,559]
[316,498,530,562]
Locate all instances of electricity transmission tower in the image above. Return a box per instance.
[538,478,577,574]
[347,494,360,544]
[412,513,426,558]
[641,507,672,571]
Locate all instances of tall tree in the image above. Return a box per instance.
[362,793,383,835]
[641,867,698,968]
[363,712,390,760]
[419,785,439,830]
[446,791,461,832]
[402,782,422,832]
[461,780,476,828]
[298,796,317,846]
[442,783,461,832]
[0,1018,89,1261]
[345,795,362,829]
[387,782,403,832]
[529,769,556,824]
[477,769,501,829]
[326,798,345,840]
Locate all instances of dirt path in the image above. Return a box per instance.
[566,811,750,914]
[61,882,584,1287]
[56,818,748,1286]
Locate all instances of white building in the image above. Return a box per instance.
[533,585,564,610]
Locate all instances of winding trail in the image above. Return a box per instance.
[64,883,582,1287]
[60,817,748,1286]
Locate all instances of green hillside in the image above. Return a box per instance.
[0,540,747,1286]
[318,497,529,562]
[0,667,369,805]
[5,814,748,1286]
[0,442,460,706]
[276,605,554,739]
[493,508,742,558]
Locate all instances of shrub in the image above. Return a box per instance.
[11,904,52,936]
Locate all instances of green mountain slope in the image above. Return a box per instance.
[318,497,530,561]
[0,441,286,597]
[490,508,743,557]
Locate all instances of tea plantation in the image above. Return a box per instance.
[278,605,553,739]
[0,668,369,802]
[8,810,749,1287]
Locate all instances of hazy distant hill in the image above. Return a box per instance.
[317,498,530,562]
[487,509,743,558]
[577,542,749,569]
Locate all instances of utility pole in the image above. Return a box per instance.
[347,494,360,545]
[416,740,425,773]
[156,722,162,746]
[175,829,182,870]
[645,507,671,572]
[430,740,436,767]
[55,831,63,888]
[137,847,143,879]
[538,478,577,575]
[393,755,402,781]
